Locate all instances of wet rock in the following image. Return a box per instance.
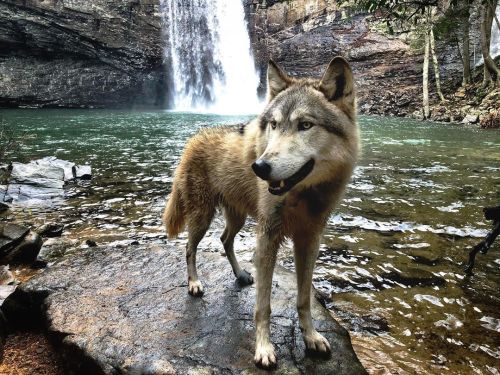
[3,158,93,204]
[0,266,14,285]
[0,223,29,253]
[461,114,479,124]
[10,243,366,374]
[0,223,42,264]
[36,223,64,238]
[380,269,446,288]
[33,157,75,181]
[1,230,43,265]
[85,239,97,247]
[0,202,8,212]
[73,165,92,180]
[37,238,79,263]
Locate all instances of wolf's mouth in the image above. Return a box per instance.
[268,159,315,196]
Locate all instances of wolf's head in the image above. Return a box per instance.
[252,57,359,196]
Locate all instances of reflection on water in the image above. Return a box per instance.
[2,110,500,374]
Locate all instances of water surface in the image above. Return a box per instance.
[2,109,499,374]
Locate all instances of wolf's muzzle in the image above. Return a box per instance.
[252,159,272,180]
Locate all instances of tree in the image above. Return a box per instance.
[480,0,500,87]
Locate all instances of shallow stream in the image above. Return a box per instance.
[2,109,499,374]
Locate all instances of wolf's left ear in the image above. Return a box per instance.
[319,57,355,115]
[267,60,291,101]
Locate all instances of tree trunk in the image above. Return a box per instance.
[430,28,445,102]
[423,29,430,119]
[461,0,471,85]
[481,2,500,87]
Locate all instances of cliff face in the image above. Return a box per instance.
[0,0,168,108]
[246,0,445,117]
[1,0,465,115]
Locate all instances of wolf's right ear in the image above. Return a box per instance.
[267,60,290,101]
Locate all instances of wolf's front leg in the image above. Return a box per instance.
[253,231,280,369]
[293,234,331,357]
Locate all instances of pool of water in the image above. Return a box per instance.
[2,109,500,374]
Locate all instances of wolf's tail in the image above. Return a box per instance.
[163,184,186,238]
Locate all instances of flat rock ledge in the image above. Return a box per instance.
[7,243,366,375]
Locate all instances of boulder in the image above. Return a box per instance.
[9,243,366,374]
[3,158,92,204]
[36,223,64,238]
[461,114,479,124]
[1,230,42,265]
[0,223,29,253]
[33,157,75,181]
[73,165,92,180]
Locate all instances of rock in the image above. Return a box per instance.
[85,239,97,247]
[34,157,75,181]
[1,230,42,264]
[4,158,92,204]
[8,243,366,374]
[6,161,65,204]
[73,165,92,180]
[0,266,14,285]
[0,202,8,212]
[0,0,168,109]
[37,238,79,262]
[0,223,29,252]
[462,114,479,124]
[0,223,42,264]
[36,223,64,238]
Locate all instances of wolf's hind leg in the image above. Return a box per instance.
[293,233,331,357]
[221,208,253,285]
[186,210,214,296]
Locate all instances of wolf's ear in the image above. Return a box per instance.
[267,60,290,101]
[319,57,355,114]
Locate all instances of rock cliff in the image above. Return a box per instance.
[0,0,168,108]
[0,0,467,117]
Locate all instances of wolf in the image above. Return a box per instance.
[163,56,359,369]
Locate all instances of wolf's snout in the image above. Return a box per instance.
[252,159,272,180]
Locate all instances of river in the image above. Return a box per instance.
[2,109,499,374]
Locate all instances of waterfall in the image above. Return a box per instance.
[160,0,262,114]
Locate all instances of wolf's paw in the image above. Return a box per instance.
[254,342,277,370]
[236,269,254,286]
[303,330,331,358]
[188,280,204,297]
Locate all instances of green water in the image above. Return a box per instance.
[2,109,500,374]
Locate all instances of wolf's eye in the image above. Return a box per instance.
[269,121,277,130]
[298,122,314,131]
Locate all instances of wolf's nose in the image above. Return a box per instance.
[252,160,271,180]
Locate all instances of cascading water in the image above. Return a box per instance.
[160,0,262,114]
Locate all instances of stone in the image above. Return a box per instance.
[462,114,479,124]
[9,243,366,374]
[36,223,64,238]
[0,223,29,252]
[37,238,79,263]
[0,202,8,212]
[4,158,92,204]
[34,157,75,181]
[0,0,168,109]
[1,230,42,264]
[9,162,65,189]
[0,266,14,285]
[73,165,92,180]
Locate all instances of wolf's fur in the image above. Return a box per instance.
[163,57,359,369]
